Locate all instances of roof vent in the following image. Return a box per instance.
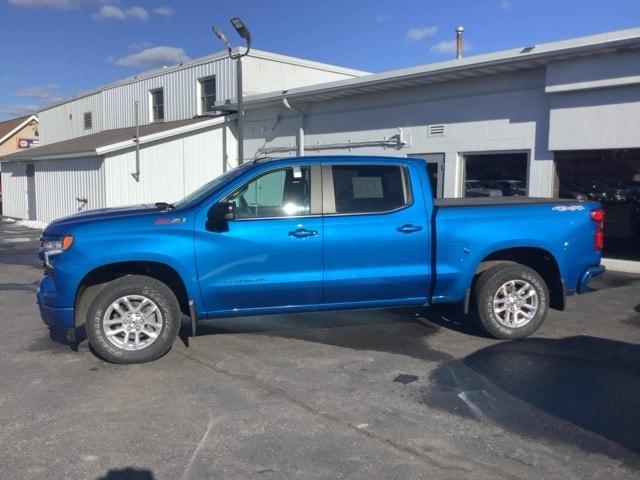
[428,124,445,137]
[455,26,464,59]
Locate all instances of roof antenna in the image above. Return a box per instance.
[455,26,464,59]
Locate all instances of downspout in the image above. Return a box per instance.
[132,100,141,181]
[282,97,304,156]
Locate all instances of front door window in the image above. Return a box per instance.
[225,167,311,219]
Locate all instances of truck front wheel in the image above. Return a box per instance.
[474,263,549,339]
[86,275,181,364]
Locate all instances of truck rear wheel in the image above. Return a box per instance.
[86,275,181,364]
[474,263,548,339]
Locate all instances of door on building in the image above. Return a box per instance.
[408,153,444,198]
[26,163,37,220]
[555,149,640,261]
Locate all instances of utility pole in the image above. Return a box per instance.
[213,17,252,164]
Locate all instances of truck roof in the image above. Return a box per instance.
[252,155,422,166]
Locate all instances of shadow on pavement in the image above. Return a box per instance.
[0,280,39,291]
[0,244,42,268]
[426,335,640,466]
[96,467,155,480]
[590,272,640,290]
[623,304,640,328]
[197,308,455,362]
[416,304,491,338]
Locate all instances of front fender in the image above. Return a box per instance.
[45,221,203,314]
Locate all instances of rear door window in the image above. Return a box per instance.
[328,165,411,214]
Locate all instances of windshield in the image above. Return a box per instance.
[173,163,253,209]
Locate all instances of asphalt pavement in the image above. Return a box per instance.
[1,217,639,480]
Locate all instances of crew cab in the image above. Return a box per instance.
[37,156,605,363]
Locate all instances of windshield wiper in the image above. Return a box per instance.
[155,202,175,210]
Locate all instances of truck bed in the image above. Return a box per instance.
[434,197,582,208]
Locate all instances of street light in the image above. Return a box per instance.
[212,17,252,163]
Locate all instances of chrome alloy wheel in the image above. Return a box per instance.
[492,280,539,328]
[102,295,163,351]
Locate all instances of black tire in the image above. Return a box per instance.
[473,263,549,340]
[86,275,181,364]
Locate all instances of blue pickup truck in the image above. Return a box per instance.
[38,156,605,363]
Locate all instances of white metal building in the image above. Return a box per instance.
[0,118,232,222]
[0,49,367,221]
[1,28,639,265]
[37,49,367,146]
[230,28,640,264]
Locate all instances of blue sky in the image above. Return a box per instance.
[0,0,639,120]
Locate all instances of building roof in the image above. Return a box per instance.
[0,115,38,145]
[0,117,222,162]
[39,48,370,112]
[225,27,640,110]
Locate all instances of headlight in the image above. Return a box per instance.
[40,235,74,252]
[40,235,73,270]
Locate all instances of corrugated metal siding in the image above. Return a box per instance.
[0,163,28,218]
[38,92,103,145]
[34,157,106,222]
[242,56,365,96]
[105,126,228,207]
[37,58,235,145]
[102,58,236,131]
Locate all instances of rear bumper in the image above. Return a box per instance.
[577,265,606,294]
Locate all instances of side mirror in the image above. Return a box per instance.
[206,202,235,232]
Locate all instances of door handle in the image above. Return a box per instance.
[289,228,318,238]
[396,224,423,233]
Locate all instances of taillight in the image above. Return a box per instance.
[590,209,605,252]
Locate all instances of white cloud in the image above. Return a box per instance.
[6,0,90,8]
[153,6,174,16]
[0,104,40,117]
[405,26,438,44]
[500,0,512,9]
[108,46,190,69]
[129,41,154,51]
[127,5,148,20]
[429,39,472,55]
[376,12,392,23]
[13,84,63,102]
[92,4,125,19]
[92,4,149,21]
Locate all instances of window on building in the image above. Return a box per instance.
[150,88,164,122]
[225,167,311,219]
[408,153,445,198]
[464,153,528,198]
[199,76,216,113]
[83,112,92,130]
[330,165,411,214]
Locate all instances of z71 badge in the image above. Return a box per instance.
[154,217,187,225]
